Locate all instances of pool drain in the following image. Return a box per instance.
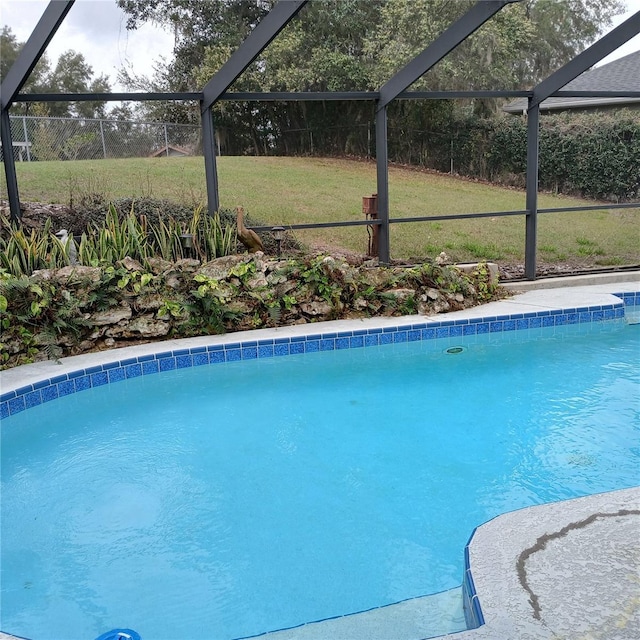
[445,346,466,354]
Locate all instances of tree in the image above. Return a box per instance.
[1,27,111,118]
[366,0,624,92]
[117,0,266,91]
[518,0,626,86]
[1,25,52,106]
[45,51,111,118]
[115,0,627,154]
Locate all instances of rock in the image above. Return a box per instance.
[383,288,416,301]
[198,255,247,280]
[265,260,289,275]
[266,270,288,285]
[360,267,394,288]
[252,252,269,273]
[77,339,97,352]
[433,298,451,313]
[91,305,132,326]
[115,315,170,337]
[164,272,184,289]
[300,300,333,316]
[417,298,432,315]
[135,293,166,311]
[426,287,440,300]
[88,327,105,340]
[147,257,173,275]
[1,252,506,366]
[119,256,144,272]
[174,258,201,271]
[226,300,253,314]
[456,262,499,286]
[31,265,102,284]
[353,297,369,311]
[247,274,269,289]
[275,280,298,297]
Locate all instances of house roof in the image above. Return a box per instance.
[503,49,640,114]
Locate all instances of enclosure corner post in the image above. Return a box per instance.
[375,105,390,264]
[1,108,21,224]
[201,103,220,215]
[524,103,540,281]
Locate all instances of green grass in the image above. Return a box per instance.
[2,156,639,266]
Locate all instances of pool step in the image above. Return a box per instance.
[243,587,466,640]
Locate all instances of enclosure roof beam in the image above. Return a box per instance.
[16,92,204,102]
[201,0,308,111]
[16,89,537,103]
[529,11,640,111]
[0,0,75,109]
[17,87,640,103]
[376,0,516,111]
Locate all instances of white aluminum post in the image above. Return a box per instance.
[22,116,31,161]
[99,119,107,158]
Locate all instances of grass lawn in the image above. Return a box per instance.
[2,155,638,266]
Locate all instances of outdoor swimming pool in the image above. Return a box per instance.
[1,298,639,640]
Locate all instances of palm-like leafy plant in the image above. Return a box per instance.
[1,205,238,276]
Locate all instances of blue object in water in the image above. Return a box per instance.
[94,630,141,640]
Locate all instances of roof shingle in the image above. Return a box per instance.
[504,50,640,113]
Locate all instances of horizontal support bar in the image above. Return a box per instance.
[14,92,202,102]
[251,219,381,232]
[389,210,527,223]
[15,89,539,103]
[552,91,640,98]
[538,202,640,214]
[220,91,377,101]
[249,202,639,233]
[14,89,640,104]
[396,90,532,99]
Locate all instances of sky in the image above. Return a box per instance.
[1,0,175,90]
[2,0,639,91]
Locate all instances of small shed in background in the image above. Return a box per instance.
[149,144,192,158]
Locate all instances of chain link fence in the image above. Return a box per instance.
[2,116,454,171]
[3,116,202,162]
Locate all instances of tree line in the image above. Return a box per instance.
[2,0,626,143]
[114,0,625,156]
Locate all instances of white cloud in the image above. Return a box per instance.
[2,0,174,90]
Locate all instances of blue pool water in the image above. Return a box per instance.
[1,321,639,640]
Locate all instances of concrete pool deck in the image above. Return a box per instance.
[449,486,640,640]
[1,273,639,640]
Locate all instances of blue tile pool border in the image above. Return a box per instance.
[1,293,637,419]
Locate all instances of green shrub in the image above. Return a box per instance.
[402,109,640,202]
[461,110,640,202]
